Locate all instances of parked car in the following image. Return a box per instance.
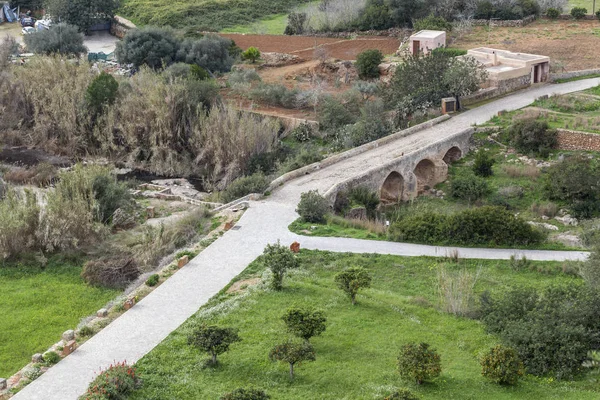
[20,17,36,27]
[22,26,35,35]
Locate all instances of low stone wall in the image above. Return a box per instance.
[557,129,600,151]
[549,69,600,82]
[240,109,318,131]
[110,15,136,39]
[462,87,500,105]
[470,15,536,27]
[267,114,451,192]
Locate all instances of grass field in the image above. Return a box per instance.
[0,257,118,378]
[129,251,597,399]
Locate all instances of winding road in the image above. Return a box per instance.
[12,78,598,399]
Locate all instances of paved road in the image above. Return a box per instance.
[13,79,596,399]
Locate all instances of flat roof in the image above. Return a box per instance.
[469,47,548,62]
[410,30,445,39]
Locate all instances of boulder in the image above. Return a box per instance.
[31,353,43,363]
[527,221,559,231]
[97,308,108,318]
[555,215,578,226]
[62,330,75,342]
[552,233,582,248]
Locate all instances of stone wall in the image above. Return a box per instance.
[110,15,136,39]
[495,73,531,92]
[470,15,536,27]
[550,69,600,82]
[557,129,600,151]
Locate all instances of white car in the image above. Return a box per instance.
[22,27,35,35]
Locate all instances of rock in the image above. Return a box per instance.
[123,298,135,310]
[552,233,582,248]
[527,221,559,231]
[541,215,549,220]
[62,330,75,342]
[31,353,43,363]
[555,215,578,226]
[346,207,367,220]
[97,308,108,318]
[146,206,155,219]
[0,378,6,390]
[261,52,303,67]
[177,255,189,268]
[436,190,444,197]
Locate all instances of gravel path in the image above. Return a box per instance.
[13,79,597,400]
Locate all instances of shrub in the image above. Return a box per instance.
[262,241,299,290]
[80,361,139,400]
[412,14,452,32]
[597,9,600,19]
[228,68,261,86]
[284,12,308,35]
[81,253,140,289]
[242,46,261,63]
[334,266,372,305]
[282,307,327,342]
[115,27,180,69]
[188,325,241,366]
[43,351,61,366]
[481,345,525,385]
[472,151,495,177]
[571,6,587,19]
[507,118,558,157]
[24,23,87,56]
[291,123,314,142]
[0,188,40,259]
[348,186,380,219]
[397,343,441,384]
[384,389,420,400]
[431,47,467,57]
[145,274,160,287]
[222,173,270,203]
[248,83,303,109]
[355,49,384,79]
[86,72,119,115]
[163,62,193,80]
[296,190,330,223]
[449,172,490,203]
[580,245,600,288]
[190,64,210,80]
[436,265,480,316]
[317,96,357,131]
[92,174,133,225]
[349,99,391,146]
[546,7,560,18]
[269,340,316,380]
[221,388,270,400]
[177,34,235,73]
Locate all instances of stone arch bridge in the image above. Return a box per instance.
[323,128,473,204]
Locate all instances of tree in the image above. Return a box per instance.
[262,241,299,290]
[177,35,235,73]
[282,307,327,343]
[507,118,558,158]
[413,14,452,32]
[115,27,180,69]
[355,49,384,79]
[44,0,119,34]
[86,72,119,115]
[220,388,270,400]
[472,150,495,177]
[269,340,315,379]
[188,325,241,366]
[443,56,487,110]
[334,266,372,305]
[242,47,261,63]
[24,23,87,56]
[481,345,524,385]
[284,12,307,35]
[296,190,330,223]
[397,342,442,384]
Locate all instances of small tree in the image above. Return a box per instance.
[296,190,330,223]
[472,150,495,177]
[413,14,452,32]
[262,241,299,290]
[24,23,87,56]
[188,325,241,366]
[220,388,270,400]
[334,266,372,305]
[115,27,180,69]
[282,307,327,343]
[242,47,261,63]
[507,118,557,158]
[443,56,488,110]
[86,72,119,115]
[284,12,307,35]
[481,345,524,385]
[44,0,118,33]
[397,342,442,384]
[269,340,316,379]
[355,49,384,79]
[546,8,560,18]
[571,6,587,19]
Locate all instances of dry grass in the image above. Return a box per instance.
[501,164,541,178]
[330,214,387,236]
[436,264,481,317]
[531,202,559,218]
[3,163,58,187]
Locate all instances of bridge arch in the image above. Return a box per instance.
[443,146,462,164]
[414,159,436,193]
[380,171,405,203]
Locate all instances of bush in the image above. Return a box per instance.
[546,7,560,18]
[348,186,380,219]
[163,62,193,80]
[43,351,61,366]
[262,241,299,290]
[282,307,327,342]
[249,83,303,109]
[228,68,261,86]
[222,173,270,203]
[284,12,308,35]
[397,343,441,384]
[596,9,600,19]
[388,207,544,246]
[355,49,384,79]
[81,253,140,289]
[242,46,261,63]
[188,324,241,366]
[431,47,467,57]
[190,64,210,80]
[571,6,587,19]
[317,96,357,131]
[449,172,490,203]
[86,72,119,115]
[291,123,314,142]
[472,151,495,177]
[269,340,316,379]
[115,27,180,69]
[296,190,330,223]
[92,174,133,225]
[80,361,139,400]
[177,34,235,73]
[437,265,479,316]
[507,118,558,157]
[580,245,600,288]
[221,388,270,400]
[412,14,452,32]
[24,23,87,56]
[481,345,524,385]
[384,389,420,400]
[349,99,391,146]
[145,274,160,287]
[0,188,40,259]
[334,266,372,305]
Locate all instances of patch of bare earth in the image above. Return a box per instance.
[226,278,262,294]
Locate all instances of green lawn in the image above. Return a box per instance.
[129,251,597,399]
[567,0,598,12]
[0,257,118,378]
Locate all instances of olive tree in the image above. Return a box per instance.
[44,0,119,34]
[334,266,372,305]
[282,307,327,343]
[262,241,299,290]
[24,23,87,56]
[188,325,241,366]
[269,340,315,379]
[115,27,180,69]
[443,55,488,110]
